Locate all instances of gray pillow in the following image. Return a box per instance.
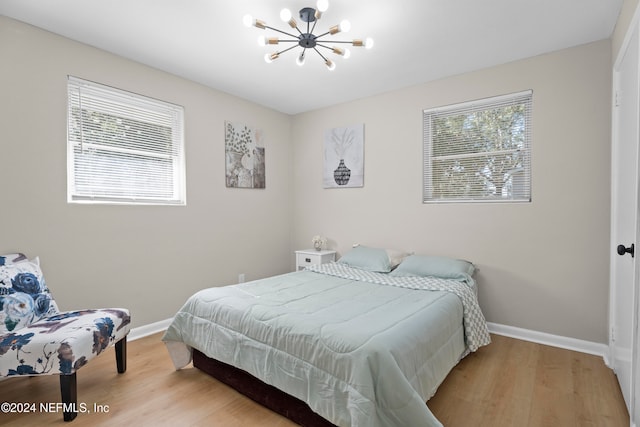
[337,246,392,273]
[389,254,474,281]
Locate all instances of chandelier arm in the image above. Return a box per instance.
[312,47,329,62]
[289,23,304,37]
[314,30,332,39]
[263,25,299,39]
[316,42,353,51]
[324,40,354,44]
[315,43,333,51]
[277,44,300,55]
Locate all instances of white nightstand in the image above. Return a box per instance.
[295,249,336,271]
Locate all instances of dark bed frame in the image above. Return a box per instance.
[193,349,337,427]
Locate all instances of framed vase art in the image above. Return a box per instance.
[225,121,266,188]
[323,124,364,188]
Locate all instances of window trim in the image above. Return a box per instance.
[423,90,532,204]
[66,76,186,206]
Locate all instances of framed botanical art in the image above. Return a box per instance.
[323,124,364,188]
[225,121,265,188]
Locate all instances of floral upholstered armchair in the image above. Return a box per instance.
[0,253,131,421]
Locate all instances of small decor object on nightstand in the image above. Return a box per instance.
[311,235,327,251]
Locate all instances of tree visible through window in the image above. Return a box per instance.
[423,91,532,203]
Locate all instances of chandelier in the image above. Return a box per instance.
[242,0,374,71]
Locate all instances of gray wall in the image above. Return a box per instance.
[0,16,294,328]
[291,40,612,343]
[1,15,614,344]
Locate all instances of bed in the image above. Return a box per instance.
[162,249,490,427]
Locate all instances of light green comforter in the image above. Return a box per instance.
[163,264,490,427]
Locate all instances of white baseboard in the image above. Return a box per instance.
[128,318,173,341]
[487,322,609,363]
[126,319,610,365]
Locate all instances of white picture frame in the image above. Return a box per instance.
[323,124,364,188]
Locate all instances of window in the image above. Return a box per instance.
[67,76,185,205]
[423,90,532,203]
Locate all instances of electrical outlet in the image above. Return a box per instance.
[238,273,245,283]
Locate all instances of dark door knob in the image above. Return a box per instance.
[617,243,635,257]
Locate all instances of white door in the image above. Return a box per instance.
[611,19,640,418]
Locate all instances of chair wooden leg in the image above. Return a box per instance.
[59,373,77,422]
[115,336,127,373]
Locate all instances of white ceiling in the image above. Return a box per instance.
[0,0,623,115]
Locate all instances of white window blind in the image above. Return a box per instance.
[423,90,532,203]
[67,76,186,205]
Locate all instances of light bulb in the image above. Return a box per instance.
[265,53,279,63]
[257,35,266,46]
[325,59,336,71]
[339,19,351,33]
[365,37,374,49]
[316,0,329,12]
[243,15,266,29]
[280,8,292,22]
[296,52,306,66]
[331,47,351,58]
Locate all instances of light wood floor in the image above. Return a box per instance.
[0,333,629,426]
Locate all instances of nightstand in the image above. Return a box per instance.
[295,249,336,271]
